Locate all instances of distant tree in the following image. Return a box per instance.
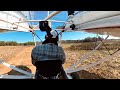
[0,41,5,46]
[82,37,104,42]
[23,41,34,46]
[0,41,18,46]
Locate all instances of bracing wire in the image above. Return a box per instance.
[30,31,43,43]
[97,34,111,55]
[66,35,109,72]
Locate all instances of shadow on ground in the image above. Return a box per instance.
[7,65,32,75]
[59,70,105,79]
[7,66,105,79]
[77,70,105,79]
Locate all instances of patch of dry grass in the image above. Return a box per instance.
[62,43,120,79]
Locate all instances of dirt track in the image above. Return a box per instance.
[0,46,36,75]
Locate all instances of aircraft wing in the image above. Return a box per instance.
[64,11,120,37]
[0,11,31,33]
[0,11,62,33]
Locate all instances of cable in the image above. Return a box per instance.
[67,49,120,73]
[30,30,43,42]
[66,35,109,72]
[97,34,111,55]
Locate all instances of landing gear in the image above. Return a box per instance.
[58,72,80,79]
[68,72,80,79]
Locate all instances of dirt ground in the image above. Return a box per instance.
[0,46,36,75]
[0,46,120,79]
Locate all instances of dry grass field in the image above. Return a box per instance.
[0,41,120,79]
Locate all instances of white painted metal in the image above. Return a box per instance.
[48,11,50,16]
[67,74,73,79]
[58,32,62,46]
[66,11,120,25]
[65,11,120,37]
[0,11,30,32]
[44,11,61,21]
[77,15,120,29]
[14,19,66,23]
[32,32,37,46]
[0,75,33,79]
[0,18,30,30]
[31,11,61,30]
[0,60,34,77]
[47,11,52,28]
[16,11,29,20]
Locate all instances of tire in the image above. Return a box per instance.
[69,72,80,79]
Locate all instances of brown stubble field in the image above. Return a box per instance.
[0,42,120,79]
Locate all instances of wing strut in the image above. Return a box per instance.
[66,35,109,73]
[30,11,61,46]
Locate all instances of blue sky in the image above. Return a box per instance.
[0,30,98,43]
[0,11,118,43]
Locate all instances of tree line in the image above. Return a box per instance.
[0,37,104,46]
[62,37,103,43]
[0,41,35,46]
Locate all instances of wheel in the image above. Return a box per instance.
[69,72,80,79]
